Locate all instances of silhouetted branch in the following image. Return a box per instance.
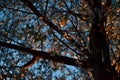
[20,0,60,32]
[0,5,34,14]
[44,0,49,17]
[20,0,82,51]
[23,56,39,69]
[0,41,80,67]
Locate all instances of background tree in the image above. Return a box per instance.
[0,0,120,80]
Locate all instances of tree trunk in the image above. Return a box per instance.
[89,5,119,80]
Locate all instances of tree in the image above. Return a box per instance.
[0,0,120,80]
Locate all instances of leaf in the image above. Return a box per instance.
[59,18,68,27]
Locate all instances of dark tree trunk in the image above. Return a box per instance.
[89,3,119,80]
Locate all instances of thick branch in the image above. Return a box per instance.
[0,41,80,67]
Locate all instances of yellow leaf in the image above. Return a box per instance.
[59,18,68,27]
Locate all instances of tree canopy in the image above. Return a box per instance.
[0,0,120,80]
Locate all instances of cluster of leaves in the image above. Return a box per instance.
[0,0,92,79]
[106,4,120,74]
[0,0,120,79]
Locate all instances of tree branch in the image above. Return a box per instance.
[23,56,39,69]
[20,0,60,32]
[18,0,90,68]
[0,5,34,14]
[44,0,49,17]
[0,41,80,67]
[50,28,79,55]
[20,0,82,52]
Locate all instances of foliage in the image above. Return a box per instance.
[0,0,120,79]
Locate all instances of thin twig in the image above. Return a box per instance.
[0,6,34,14]
[44,0,49,17]
[50,28,79,55]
